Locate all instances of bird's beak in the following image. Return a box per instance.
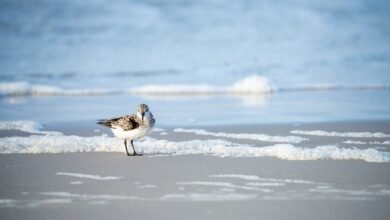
[141,112,145,121]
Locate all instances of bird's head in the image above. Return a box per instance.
[137,103,150,121]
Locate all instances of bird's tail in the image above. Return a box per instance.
[96,119,113,128]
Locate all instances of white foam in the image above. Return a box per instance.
[0,120,61,135]
[0,135,389,162]
[130,75,272,95]
[56,172,122,180]
[308,188,390,197]
[210,174,327,185]
[246,182,285,187]
[343,140,367,144]
[0,134,119,153]
[0,75,272,97]
[291,130,390,138]
[254,145,390,162]
[230,75,272,94]
[40,192,142,201]
[277,84,390,92]
[343,140,390,145]
[0,81,120,96]
[0,198,71,208]
[174,128,307,144]
[163,193,257,201]
[177,181,273,192]
[2,77,388,97]
[70,181,83,185]
[210,174,261,181]
[160,193,257,201]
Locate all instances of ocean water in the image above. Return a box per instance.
[0,0,390,125]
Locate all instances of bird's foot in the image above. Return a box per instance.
[132,152,143,156]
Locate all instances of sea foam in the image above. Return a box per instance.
[131,75,273,95]
[210,174,327,185]
[0,120,61,135]
[0,75,272,97]
[56,172,122,180]
[291,130,390,138]
[343,140,390,145]
[0,134,389,162]
[2,76,388,97]
[174,128,307,143]
[160,193,257,201]
[0,81,119,96]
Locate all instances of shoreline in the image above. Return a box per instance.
[40,118,390,136]
[1,119,390,219]
[1,119,389,160]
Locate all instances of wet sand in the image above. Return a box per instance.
[0,153,389,220]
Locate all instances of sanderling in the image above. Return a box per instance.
[97,104,155,156]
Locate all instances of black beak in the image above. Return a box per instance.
[141,112,145,121]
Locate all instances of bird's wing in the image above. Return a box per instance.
[97,114,140,130]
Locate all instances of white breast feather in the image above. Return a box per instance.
[111,126,152,140]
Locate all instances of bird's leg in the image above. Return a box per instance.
[131,140,142,156]
[124,139,131,156]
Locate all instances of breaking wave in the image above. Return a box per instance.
[0,75,272,97]
[1,75,388,97]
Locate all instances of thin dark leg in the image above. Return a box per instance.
[124,139,130,156]
[131,140,142,156]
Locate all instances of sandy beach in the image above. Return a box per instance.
[1,0,390,219]
[1,121,389,220]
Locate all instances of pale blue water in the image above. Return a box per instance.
[0,0,389,125]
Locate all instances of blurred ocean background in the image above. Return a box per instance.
[0,0,389,125]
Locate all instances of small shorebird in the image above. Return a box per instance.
[97,104,155,156]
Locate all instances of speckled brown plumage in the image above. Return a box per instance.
[97,114,141,131]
